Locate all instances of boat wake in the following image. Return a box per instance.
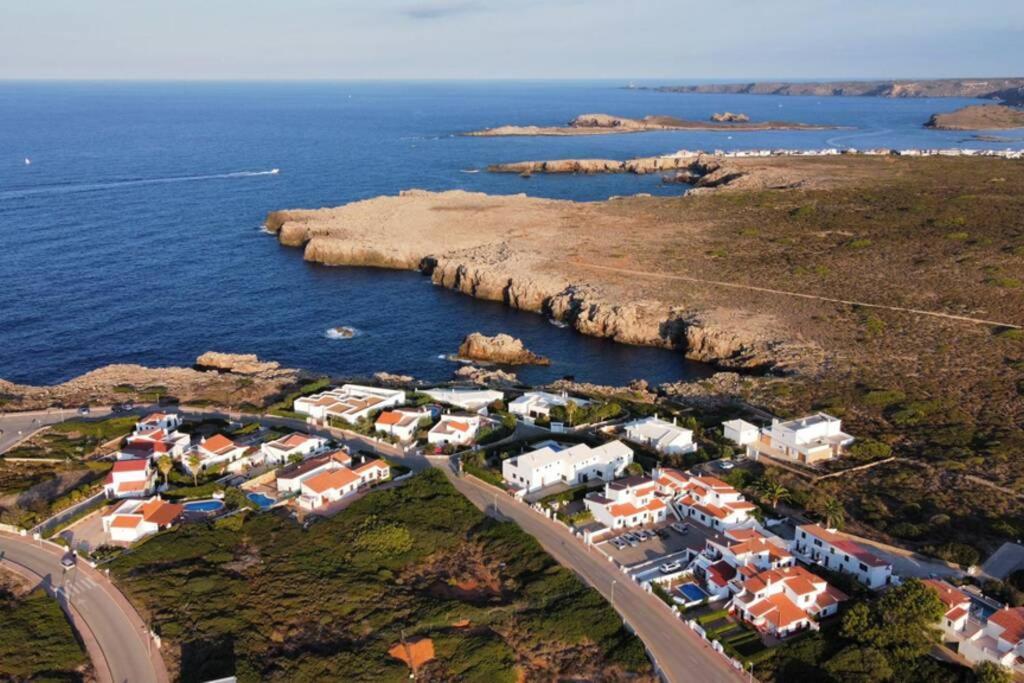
[0,168,280,200]
[460,168,480,174]
[548,318,569,329]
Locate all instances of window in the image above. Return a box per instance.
[859,562,868,572]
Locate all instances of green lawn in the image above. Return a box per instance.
[111,469,651,682]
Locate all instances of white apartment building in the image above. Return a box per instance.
[423,387,504,412]
[583,475,668,529]
[502,440,633,495]
[622,416,697,455]
[293,385,406,424]
[260,432,328,465]
[748,413,854,465]
[793,524,893,589]
[375,407,433,443]
[654,467,758,530]
[508,391,589,422]
[427,414,484,447]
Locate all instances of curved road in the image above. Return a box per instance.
[430,457,743,682]
[0,532,167,683]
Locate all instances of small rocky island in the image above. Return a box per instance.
[466,112,833,136]
[457,332,550,365]
[925,104,1024,130]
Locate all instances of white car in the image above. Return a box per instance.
[670,522,689,534]
[660,561,682,574]
[717,460,735,470]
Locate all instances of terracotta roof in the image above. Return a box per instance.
[110,515,143,529]
[303,467,359,494]
[707,560,737,587]
[947,606,969,622]
[923,579,970,610]
[278,433,315,448]
[726,528,763,542]
[758,593,808,629]
[693,475,733,491]
[140,499,184,526]
[141,412,169,423]
[112,459,150,473]
[117,480,148,493]
[800,524,889,568]
[990,607,1024,644]
[610,502,642,517]
[376,411,404,426]
[201,434,238,455]
[355,460,388,474]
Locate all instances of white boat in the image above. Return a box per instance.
[24,158,31,165]
[270,168,280,175]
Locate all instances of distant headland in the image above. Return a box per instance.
[641,77,1024,107]
[465,112,835,137]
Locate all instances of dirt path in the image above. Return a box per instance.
[574,261,1023,329]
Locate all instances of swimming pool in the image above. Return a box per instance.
[677,582,709,603]
[247,492,275,510]
[183,499,225,513]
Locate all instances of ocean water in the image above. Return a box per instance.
[0,81,1016,387]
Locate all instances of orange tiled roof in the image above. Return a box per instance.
[110,515,143,529]
[304,467,359,494]
[376,411,404,426]
[140,498,184,526]
[202,434,238,455]
[989,607,1024,644]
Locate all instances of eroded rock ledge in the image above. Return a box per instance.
[0,353,305,411]
[466,112,833,137]
[265,190,821,376]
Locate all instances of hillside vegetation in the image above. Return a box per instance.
[112,470,652,682]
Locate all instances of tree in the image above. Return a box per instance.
[974,661,1013,683]
[756,477,790,509]
[822,496,846,530]
[625,462,644,477]
[823,645,893,683]
[156,455,173,487]
[187,452,202,486]
[839,578,945,674]
[288,453,304,465]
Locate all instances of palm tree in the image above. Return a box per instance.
[187,452,202,487]
[822,496,846,530]
[156,455,173,488]
[756,477,791,510]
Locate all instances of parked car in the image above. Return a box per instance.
[656,528,670,539]
[623,533,640,547]
[60,552,76,569]
[670,522,689,534]
[77,405,90,416]
[659,561,682,574]
[611,538,627,550]
[717,460,735,470]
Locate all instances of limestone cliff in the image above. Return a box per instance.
[264,189,820,376]
[457,333,550,366]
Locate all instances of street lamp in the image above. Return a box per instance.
[611,579,617,607]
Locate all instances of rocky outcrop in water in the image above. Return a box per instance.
[457,333,550,365]
[711,112,750,123]
[454,365,519,385]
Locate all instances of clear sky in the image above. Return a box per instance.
[1,0,1022,80]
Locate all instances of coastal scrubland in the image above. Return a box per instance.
[0,567,89,681]
[267,154,1024,560]
[111,469,651,682]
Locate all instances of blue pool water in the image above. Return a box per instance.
[183,499,225,514]
[1,81,1016,387]
[247,492,275,510]
[678,582,709,602]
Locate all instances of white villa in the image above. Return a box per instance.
[740,413,854,466]
[722,419,760,448]
[729,565,847,638]
[119,412,190,459]
[375,407,433,443]
[104,458,158,499]
[293,385,406,424]
[186,434,249,474]
[923,579,973,640]
[583,475,668,529]
[298,467,360,510]
[275,450,353,494]
[260,432,328,465]
[509,391,589,422]
[428,414,484,447]
[793,524,893,589]
[502,440,633,495]
[654,468,758,530]
[102,497,184,544]
[423,387,504,412]
[622,416,697,455]
[959,607,1024,675]
[693,528,795,599]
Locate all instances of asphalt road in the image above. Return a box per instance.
[0,408,98,454]
[0,532,166,683]
[431,458,743,683]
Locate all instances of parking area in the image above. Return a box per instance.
[595,517,723,568]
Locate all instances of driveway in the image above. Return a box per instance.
[597,520,719,567]
[57,508,111,554]
[981,542,1024,580]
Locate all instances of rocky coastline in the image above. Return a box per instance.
[264,188,821,376]
[466,112,833,137]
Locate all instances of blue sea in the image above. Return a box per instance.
[1,81,1018,387]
